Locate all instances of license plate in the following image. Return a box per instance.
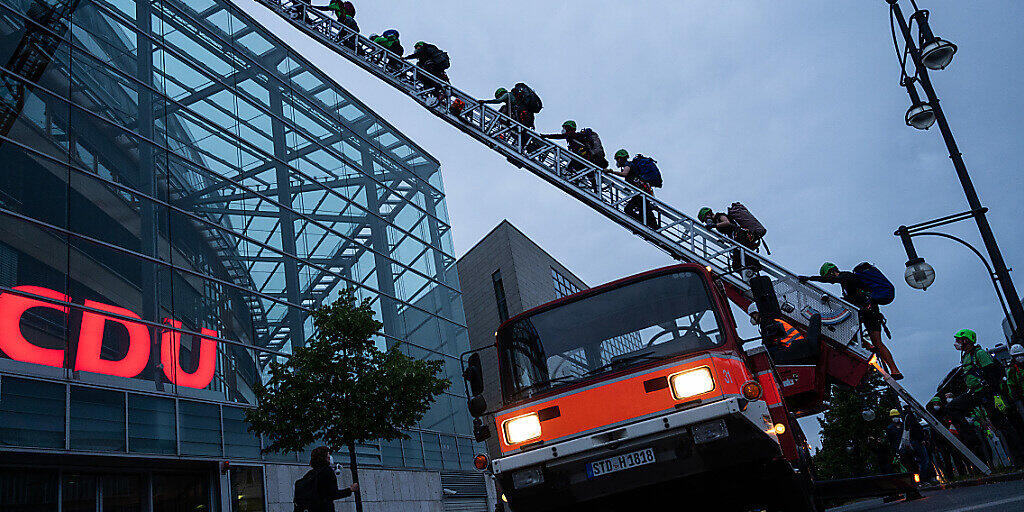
[586,447,656,478]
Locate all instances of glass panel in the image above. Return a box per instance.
[0,377,65,449]
[102,474,144,512]
[128,394,176,454]
[401,431,423,468]
[223,406,260,459]
[440,434,459,470]
[422,432,442,470]
[230,467,265,512]
[152,473,211,512]
[69,386,126,451]
[61,474,97,512]
[0,468,58,512]
[178,400,221,456]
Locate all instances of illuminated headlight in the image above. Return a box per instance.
[669,367,715,400]
[503,413,542,445]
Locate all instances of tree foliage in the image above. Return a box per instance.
[246,289,451,453]
[813,372,901,479]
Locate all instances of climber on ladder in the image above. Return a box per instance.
[604,149,661,230]
[800,262,903,380]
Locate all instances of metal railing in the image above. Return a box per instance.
[256,0,869,359]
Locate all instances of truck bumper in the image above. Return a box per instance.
[493,398,781,511]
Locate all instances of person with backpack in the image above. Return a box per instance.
[403,42,451,103]
[698,204,767,274]
[372,29,403,72]
[294,446,359,512]
[480,83,543,128]
[945,330,1024,465]
[312,1,357,30]
[798,261,902,380]
[604,149,661,230]
[540,120,607,190]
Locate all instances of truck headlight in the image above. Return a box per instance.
[669,367,715,400]
[503,413,542,445]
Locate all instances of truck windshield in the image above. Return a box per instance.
[498,270,725,400]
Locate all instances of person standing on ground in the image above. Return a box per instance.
[604,149,661,230]
[945,329,1024,466]
[294,446,359,512]
[1004,344,1024,453]
[798,262,902,379]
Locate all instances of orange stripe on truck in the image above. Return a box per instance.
[494,355,750,453]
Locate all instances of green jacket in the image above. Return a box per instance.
[961,345,996,392]
[1008,362,1024,400]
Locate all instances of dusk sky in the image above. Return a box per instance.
[241,0,1024,444]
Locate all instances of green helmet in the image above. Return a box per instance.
[494,87,508,99]
[562,120,577,130]
[954,328,977,345]
[820,262,838,276]
[614,149,629,160]
[698,207,713,221]
[415,41,426,48]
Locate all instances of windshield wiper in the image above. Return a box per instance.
[585,354,666,377]
[517,375,581,396]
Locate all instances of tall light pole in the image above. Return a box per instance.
[887,0,1024,340]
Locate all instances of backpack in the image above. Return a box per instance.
[630,155,662,188]
[726,202,767,240]
[579,128,605,157]
[512,83,543,114]
[432,50,450,70]
[853,262,896,306]
[293,469,320,512]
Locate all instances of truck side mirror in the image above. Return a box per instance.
[749,275,782,321]
[463,353,485,397]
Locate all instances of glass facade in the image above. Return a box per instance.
[0,0,473,473]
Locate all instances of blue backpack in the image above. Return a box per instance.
[853,262,895,306]
[630,155,662,188]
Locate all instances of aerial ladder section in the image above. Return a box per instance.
[256,0,990,474]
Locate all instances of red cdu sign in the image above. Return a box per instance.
[0,285,219,389]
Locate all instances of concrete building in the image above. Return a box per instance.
[455,221,588,443]
[0,0,483,510]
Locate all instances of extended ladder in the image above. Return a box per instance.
[255,0,999,477]
[256,0,870,362]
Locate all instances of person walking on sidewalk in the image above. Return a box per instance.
[294,446,359,512]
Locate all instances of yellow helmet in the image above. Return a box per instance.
[889,408,901,418]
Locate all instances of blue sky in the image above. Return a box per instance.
[241,0,1024,443]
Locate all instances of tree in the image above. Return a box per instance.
[813,372,901,480]
[246,289,450,512]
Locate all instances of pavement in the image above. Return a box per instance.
[827,480,1024,512]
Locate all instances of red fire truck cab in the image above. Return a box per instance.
[464,264,844,511]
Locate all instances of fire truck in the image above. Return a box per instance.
[462,264,874,512]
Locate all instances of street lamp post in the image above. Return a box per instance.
[887,0,1024,340]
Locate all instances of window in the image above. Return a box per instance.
[551,268,582,299]
[492,270,509,323]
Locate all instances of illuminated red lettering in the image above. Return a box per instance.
[75,300,151,378]
[0,285,71,367]
[1,286,220,384]
[160,319,217,389]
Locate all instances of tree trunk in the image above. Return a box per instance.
[348,440,363,512]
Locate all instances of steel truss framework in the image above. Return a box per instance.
[259,0,871,361]
[0,0,475,455]
[0,0,466,368]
